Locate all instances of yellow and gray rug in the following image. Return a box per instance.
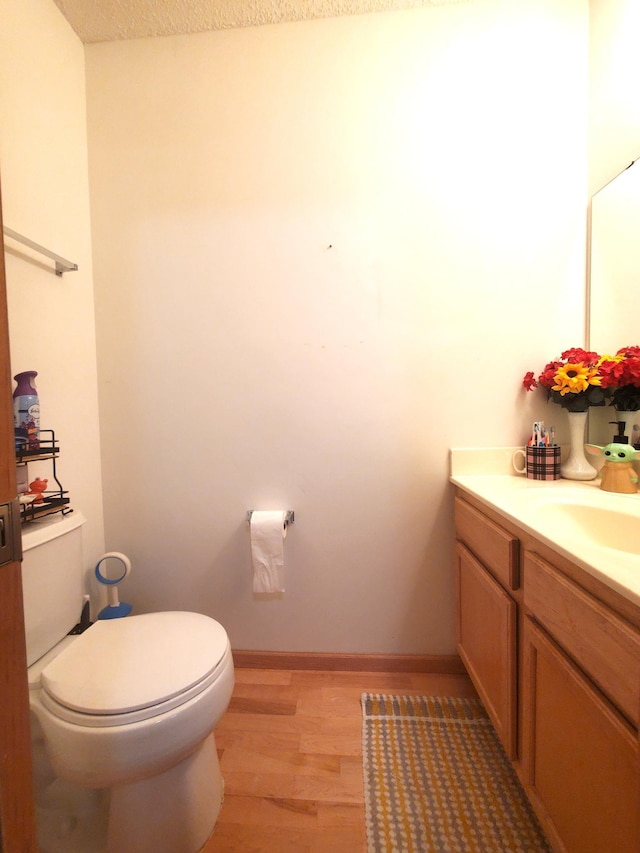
[361,694,551,853]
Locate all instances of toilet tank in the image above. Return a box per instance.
[21,512,86,667]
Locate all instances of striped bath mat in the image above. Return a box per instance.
[361,694,551,853]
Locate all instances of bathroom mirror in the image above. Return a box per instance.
[588,156,640,353]
[587,156,640,443]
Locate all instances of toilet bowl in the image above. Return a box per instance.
[23,514,235,853]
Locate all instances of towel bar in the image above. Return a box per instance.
[3,226,78,276]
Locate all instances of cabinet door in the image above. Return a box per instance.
[0,180,37,849]
[455,542,517,757]
[522,617,640,853]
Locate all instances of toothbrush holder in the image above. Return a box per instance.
[512,445,561,480]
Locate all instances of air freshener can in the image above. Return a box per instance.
[13,370,40,450]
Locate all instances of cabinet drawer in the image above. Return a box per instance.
[524,550,640,725]
[454,497,519,590]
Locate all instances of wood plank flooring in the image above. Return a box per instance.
[204,667,477,852]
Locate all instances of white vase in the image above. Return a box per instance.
[561,410,598,480]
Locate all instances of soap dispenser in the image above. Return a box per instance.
[611,421,629,444]
[585,422,639,494]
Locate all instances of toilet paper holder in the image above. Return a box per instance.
[247,510,294,527]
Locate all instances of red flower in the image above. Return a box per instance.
[617,346,640,386]
[598,358,626,388]
[619,345,640,357]
[560,348,600,366]
[538,361,561,389]
[522,371,537,391]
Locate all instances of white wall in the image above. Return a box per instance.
[0,0,105,592]
[85,0,588,654]
[2,0,637,659]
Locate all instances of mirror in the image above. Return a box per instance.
[588,156,640,444]
[589,156,640,352]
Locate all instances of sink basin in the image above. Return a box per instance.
[528,500,640,554]
[450,467,640,606]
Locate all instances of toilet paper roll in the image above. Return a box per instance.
[250,510,288,594]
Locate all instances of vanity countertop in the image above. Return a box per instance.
[450,447,640,608]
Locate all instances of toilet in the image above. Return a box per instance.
[23,512,234,853]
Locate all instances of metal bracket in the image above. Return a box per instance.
[0,499,23,566]
[247,510,294,527]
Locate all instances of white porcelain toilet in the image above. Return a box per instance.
[23,512,234,853]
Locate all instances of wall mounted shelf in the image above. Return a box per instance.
[16,429,71,522]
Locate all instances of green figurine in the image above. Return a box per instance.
[585,441,639,493]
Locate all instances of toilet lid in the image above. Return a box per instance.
[40,611,229,715]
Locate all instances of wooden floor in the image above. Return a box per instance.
[204,667,477,852]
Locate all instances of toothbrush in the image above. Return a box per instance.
[533,421,544,446]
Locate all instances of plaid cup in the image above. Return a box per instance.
[524,445,561,480]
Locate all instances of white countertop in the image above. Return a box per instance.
[450,447,640,608]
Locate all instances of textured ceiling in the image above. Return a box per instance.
[52,0,469,44]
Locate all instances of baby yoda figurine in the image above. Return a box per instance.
[585,441,639,494]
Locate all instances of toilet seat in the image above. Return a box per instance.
[39,611,230,727]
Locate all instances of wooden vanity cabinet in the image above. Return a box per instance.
[454,497,519,757]
[521,551,640,853]
[454,491,640,853]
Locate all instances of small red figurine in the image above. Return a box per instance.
[27,477,48,503]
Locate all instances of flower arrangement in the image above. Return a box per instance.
[598,346,640,412]
[522,348,607,412]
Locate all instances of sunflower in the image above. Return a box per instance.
[551,362,602,396]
